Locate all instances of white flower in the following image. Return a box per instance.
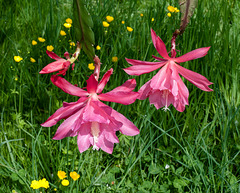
[165,164,170,169]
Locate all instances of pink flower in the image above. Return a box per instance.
[41,69,139,154]
[40,43,80,75]
[124,29,213,112]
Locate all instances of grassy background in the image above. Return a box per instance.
[0,0,240,192]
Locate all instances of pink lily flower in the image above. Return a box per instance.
[124,29,213,112]
[41,69,139,154]
[40,43,80,75]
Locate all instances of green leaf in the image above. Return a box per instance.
[149,164,161,175]
[73,0,95,60]
[179,0,198,32]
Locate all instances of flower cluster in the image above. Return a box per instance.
[57,170,80,186]
[167,5,180,17]
[30,178,49,190]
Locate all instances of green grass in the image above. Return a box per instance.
[0,0,240,192]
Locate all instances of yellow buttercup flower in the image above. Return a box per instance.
[15,76,18,81]
[57,171,67,180]
[32,40,37,45]
[30,57,36,63]
[167,5,175,12]
[30,180,40,189]
[96,45,101,50]
[64,23,72,28]
[60,30,66,36]
[66,18,72,24]
[88,63,95,70]
[127,27,133,32]
[54,188,57,191]
[106,16,114,22]
[140,13,143,17]
[167,13,172,17]
[70,171,80,181]
[103,21,110,27]
[112,56,118,62]
[69,42,75,46]
[121,21,125,24]
[61,179,69,186]
[151,18,154,22]
[175,8,180,13]
[38,37,45,42]
[38,178,49,189]
[47,45,54,52]
[14,56,23,62]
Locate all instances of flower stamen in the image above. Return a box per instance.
[91,122,100,150]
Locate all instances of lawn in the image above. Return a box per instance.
[0,0,239,192]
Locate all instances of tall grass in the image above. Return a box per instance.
[0,0,239,192]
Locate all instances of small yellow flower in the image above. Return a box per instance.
[167,13,172,17]
[12,190,18,193]
[61,179,69,186]
[57,171,67,180]
[38,178,49,189]
[38,37,45,42]
[64,23,72,28]
[140,13,143,17]
[103,21,110,27]
[54,188,57,191]
[127,27,133,32]
[69,42,75,46]
[112,56,118,62]
[30,57,36,63]
[47,45,54,52]
[32,40,37,45]
[15,76,18,81]
[121,21,125,24]
[88,63,95,70]
[14,56,23,62]
[66,18,72,24]
[106,16,114,22]
[151,18,154,22]
[167,5,175,12]
[70,171,80,181]
[96,45,101,50]
[175,8,180,13]
[60,30,66,36]
[30,180,40,190]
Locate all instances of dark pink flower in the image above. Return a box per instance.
[41,69,139,154]
[124,29,213,112]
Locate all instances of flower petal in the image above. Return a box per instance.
[138,79,152,100]
[124,61,167,76]
[77,123,92,153]
[110,109,139,136]
[125,58,163,65]
[41,98,87,127]
[51,75,88,97]
[152,55,167,61]
[107,79,137,93]
[39,59,67,74]
[174,47,211,63]
[151,29,170,59]
[96,69,113,94]
[86,74,98,94]
[175,63,213,91]
[46,50,62,60]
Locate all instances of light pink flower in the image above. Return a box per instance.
[41,69,139,154]
[124,29,213,112]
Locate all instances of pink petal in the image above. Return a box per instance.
[52,108,83,140]
[111,109,139,136]
[138,79,152,100]
[101,124,119,143]
[51,75,88,97]
[86,74,98,94]
[125,58,164,65]
[96,69,113,94]
[124,62,167,76]
[96,133,114,154]
[175,63,213,91]
[64,52,70,59]
[107,79,137,93]
[149,90,174,110]
[98,91,139,105]
[41,98,87,127]
[174,47,210,63]
[152,55,167,61]
[39,59,67,74]
[82,100,110,124]
[77,123,92,153]
[151,29,170,59]
[46,50,62,60]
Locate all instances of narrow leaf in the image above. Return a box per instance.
[73,0,95,60]
[179,0,198,33]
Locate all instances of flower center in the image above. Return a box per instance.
[91,122,100,150]
[162,90,170,112]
